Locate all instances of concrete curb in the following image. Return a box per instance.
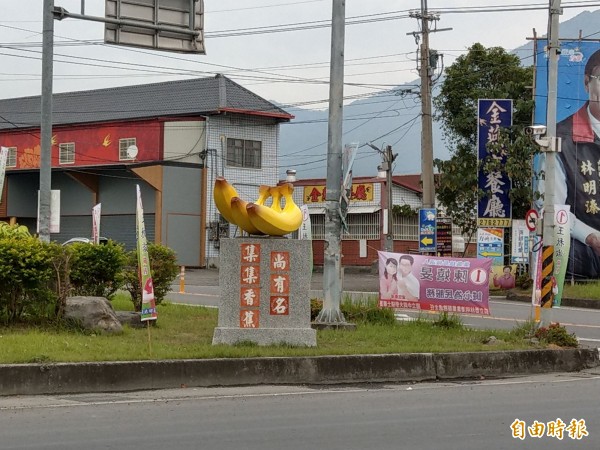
[1,348,598,396]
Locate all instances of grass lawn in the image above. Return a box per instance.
[501,280,600,299]
[0,295,545,364]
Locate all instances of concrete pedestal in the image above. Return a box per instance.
[212,238,317,347]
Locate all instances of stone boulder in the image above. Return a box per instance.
[65,296,123,334]
[115,311,146,329]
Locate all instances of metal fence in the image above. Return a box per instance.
[309,212,475,243]
[344,213,380,240]
[308,213,379,240]
[393,215,419,240]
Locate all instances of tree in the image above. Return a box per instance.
[433,43,537,240]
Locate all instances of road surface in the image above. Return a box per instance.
[2,371,599,449]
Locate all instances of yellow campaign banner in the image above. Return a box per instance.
[303,183,373,203]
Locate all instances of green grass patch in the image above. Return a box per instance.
[0,293,546,364]
[509,280,600,300]
[561,281,600,299]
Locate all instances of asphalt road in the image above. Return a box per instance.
[168,269,600,346]
[2,370,599,449]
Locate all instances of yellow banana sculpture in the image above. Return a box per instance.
[213,178,303,236]
[246,183,302,236]
[213,177,238,225]
[229,185,271,235]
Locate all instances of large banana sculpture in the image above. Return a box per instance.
[229,185,271,236]
[213,178,303,236]
[246,183,303,236]
[213,177,239,225]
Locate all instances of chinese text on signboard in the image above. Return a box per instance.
[303,183,373,203]
[477,99,512,227]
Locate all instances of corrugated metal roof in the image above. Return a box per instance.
[0,75,292,131]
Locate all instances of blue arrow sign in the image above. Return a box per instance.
[419,208,437,252]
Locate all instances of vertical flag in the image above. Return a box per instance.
[341,142,359,232]
[136,185,157,322]
[553,205,571,306]
[299,205,313,273]
[531,236,543,307]
[92,203,102,245]
[0,147,8,204]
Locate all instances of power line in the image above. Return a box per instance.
[209,0,326,14]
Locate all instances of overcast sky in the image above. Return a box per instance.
[0,1,596,110]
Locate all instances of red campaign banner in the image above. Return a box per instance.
[378,251,492,315]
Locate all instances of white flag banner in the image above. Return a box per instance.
[92,203,102,244]
[299,205,312,240]
[37,190,61,234]
[0,147,8,204]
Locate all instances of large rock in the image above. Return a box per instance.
[65,296,123,334]
[115,311,146,329]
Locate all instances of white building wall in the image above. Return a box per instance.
[392,185,421,209]
[163,120,206,163]
[204,114,281,265]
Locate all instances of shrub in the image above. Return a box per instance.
[534,322,578,347]
[516,273,532,290]
[511,318,538,339]
[0,237,61,322]
[341,297,397,325]
[432,311,463,329]
[310,297,396,326]
[68,240,126,298]
[123,243,179,311]
[0,221,32,240]
[310,298,322,321]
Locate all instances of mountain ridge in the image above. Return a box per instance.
[278,9,600,179]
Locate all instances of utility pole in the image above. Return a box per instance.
[409,2,451,210]
[384,145,396,251]
[316,0,347,325]
[540,0,562,325]
[419,0,435,209]
[39,0,55,242]
[368,143,397,252]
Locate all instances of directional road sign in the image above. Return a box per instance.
[419,208,437,252]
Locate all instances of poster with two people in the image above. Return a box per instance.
[378,251,492,315]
